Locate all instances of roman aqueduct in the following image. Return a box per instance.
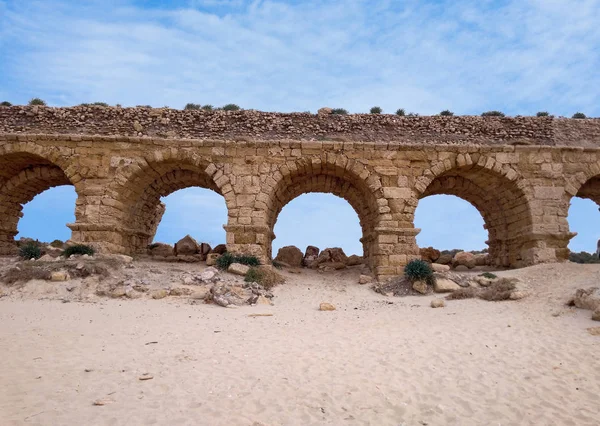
[1,106,600,280]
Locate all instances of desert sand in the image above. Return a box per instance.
[1,262,600,426]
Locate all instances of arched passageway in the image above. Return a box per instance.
[265,158,382,268]
[415,162,533,267]
[115,159,231,254]
[0,152,76,254]
[568,175,600,257]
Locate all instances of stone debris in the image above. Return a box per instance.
[50,271,69,282]
[433,278,461,293]
[319,302,336,311]
[274,246,304,268]
[431,299,445,308]
[358,274,373,285]
[228,263,250,276]
[412,280,429,294]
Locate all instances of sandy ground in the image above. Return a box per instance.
[1,262,600,426]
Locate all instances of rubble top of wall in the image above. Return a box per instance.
[1,106,599,147]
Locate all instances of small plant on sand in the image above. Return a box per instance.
[50,239,64,248]
[331,108,348,115]
[62,244,95,257]
[480,272,497,279]
[244,266,285,290]
[439,110,454,116]
[395,108,406,116]
[404,259,435,285]
[478,278,516,301]
[370,106,382,114]
[222,103,241,111]
[536,111,550,117]
[184,103,201,110]
[19,243,42,260]
[28,98,46,106]
[216,253,260,270]
[481,110,505,117]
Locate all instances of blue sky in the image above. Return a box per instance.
[3,0,600,254]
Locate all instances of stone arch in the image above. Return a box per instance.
[264,155,384,266]
[111,150,234,254]
[0,146,78,254]
[413,155,533,267]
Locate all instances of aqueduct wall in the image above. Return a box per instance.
[2,106,600,280]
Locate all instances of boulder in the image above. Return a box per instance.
[169,287,193,296]
[592,309,600,322]
[453,252,476,269]
[109,287,127,298]
[431,263,450,273]
[149,243,174,257]
[475,276,496,287]
[198,243,212,260]
[474,254,488,266]
[412,280,429,294]
[319,302,336,311]
[434,278,461,293]
[358,274,372,285]
[151,289,169,299]
[44,245,63,258]
[436,254,453,265]
[199,267,220,283]
[319,261,346,270]
[228,263,250,276]
[274,246,304,268]
[573,287,600,311]
[174,235,199,256]
[206,253,220,266]
[431,299,445,308]
[50,271,69,282]
[211,244,227,255]
[420,247,440,262]
[317,107,332,115]
[303,245,320,266]
[347,255,364,266]
[317,247,348,265]
[209,283,253,307]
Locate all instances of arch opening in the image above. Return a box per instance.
[0,153,75,255]
[567,175,600,263]
[415,164,532,267]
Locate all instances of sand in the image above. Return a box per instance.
[1,262,600,425]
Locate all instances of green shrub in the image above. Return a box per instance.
[440,110,454,116]
[370,106,382,114]
[244,266,285,290]
[0,101,12,106]
[136,105,152,108]
[201,104,214,111]
[396,108,406,116]
[28,98,46,106]
[331,108,348,115]
[572,112,586,119]
[19,243,42,260]
[62,244,95,257]
[184,103,201,110]
[536,111,550,117]
[50,239,64,248]
[407,112,420,117]
[222,104,240,111]
[481,110,505,117]
[244,267,262,283]
[92,102,109,107]
[569,251,600,264]
[480,272,497,279]
[216,253,260,270]
[404,259,434,285]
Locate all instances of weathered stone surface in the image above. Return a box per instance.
[317,247,348,265]
[435,254,453,265]
[198,243,212,259]
[50,271,69,282]
[431,299,445,308]
[206,253,220,266]
[434,278,461,293]
[347,255,364,266]
[199,267,220,283]
[592,309,600,321]
[150,243,174,257]
[228,263,250,276]
[453,252,476,269]
[319,302,336,311]
[412,280,429,294]
[573,287,600,311]
[274,245,303,268]
[474,254,488,266]
[303,245,320,266]
[420,247,440,262]
[174,235,199,256]
[358,274,373,285]
[211,244,227,255]
[151,289,169,299]
[431,263,450,272]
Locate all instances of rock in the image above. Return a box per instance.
[319,302,336,311]
[475,276,495,287]
[454,265,469,272]
[303,245,320,266]
[149,243,174,257]
[198,243,212,258]
[151,289,169,299]
[453,252,476,269]
[593,310,600,322]
[274,245,303,268]
[317,107,332,115]
[358,274,373,285]
[169,287,193,296]
[38,254,55,262]
[228,263,250,276]
[109,287,127,298]
[139,373,153,381]
[319,261,346,270]
[133,120,143,132]
[44,245,63,258]
[213,294,230,307]
[587,327,600,336]
[434,278,461,293]
[199,267,220,282]
[474,254,488,266]
[93,398,114,406]
[420,247,440,262]
[182,275,194,285]
[317,247,348,265]
[125,287,142,299]
[206,253,220,266]
[50,271,69,282]
[431,299,445,308]
[509,290,530,300]
[255,295,272,305]
[435,254,453,265]
[347,255,364,266]
[191,287,211,300]
[211,244,227,255]
[210,283,253,307]
[412,280,429,294]
[174,235,199,256]
[573,287,600,311]
[431,263,450,272]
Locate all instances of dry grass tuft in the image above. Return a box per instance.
[2,265,51,285]
[245,266,286,290]
[446,287,479,300]
[478,278,517,301]
[1,259,113,286]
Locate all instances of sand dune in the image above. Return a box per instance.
[1,263,600,425]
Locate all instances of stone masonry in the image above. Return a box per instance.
[1,105,600,281]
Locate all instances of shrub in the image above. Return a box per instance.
[331,108,348,115]
[370,106,382,114]
[481,111,505,117]
[572,112,586,119]
[536,111,550,117]
[407,112,420,117]
[439,110,454,116]
[446,287,478,300]
[184,103,201,110]
[147,242,161,250]
[19,243,42,260]
[244,268,261,283]
[480,272,497,279]
[222,104,240,111]
[0,101,12,106]
[2,265,50,285]
[216,252,260,270]
[404,259,434,285]
[244,266,285,290]
[92,102,109,107]
[28,98,46,106]
[569,251,600,264]
[62,244,95,257]
[201,104,214,111]
[136,105,152,108]
[478,278,516,301]
[396,108,406,116]
[50,239,64,248]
